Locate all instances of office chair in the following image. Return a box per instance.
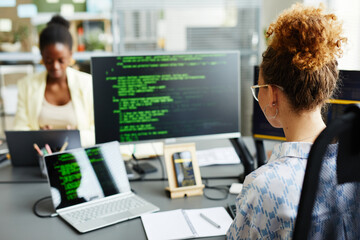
[293,104,360,240]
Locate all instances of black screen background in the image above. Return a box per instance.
[91,52,240,143]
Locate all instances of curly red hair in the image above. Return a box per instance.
[261,3,347,111]
[266,3,346,71]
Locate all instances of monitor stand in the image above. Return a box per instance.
[254,139,267,167]
[230,137,255,183]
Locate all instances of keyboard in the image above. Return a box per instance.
[65,195,147,224]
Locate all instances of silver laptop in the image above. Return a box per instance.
[43,141,159,233]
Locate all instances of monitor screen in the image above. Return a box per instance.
[252,66,360,141]
[91,52,240,144]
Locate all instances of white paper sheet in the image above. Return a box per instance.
[196,147,240,166]
[120,142,163,160]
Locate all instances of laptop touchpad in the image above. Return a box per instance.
[103,211,131,223]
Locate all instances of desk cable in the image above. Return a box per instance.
[151,142,165,180]
[128,143,166,181]
[130,154,146,180]
[33,196,58,218]
[130,144,142,177]
[203,179,231,201]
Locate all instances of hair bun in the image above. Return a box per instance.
[266,3,347,71]
[47,15,70,29]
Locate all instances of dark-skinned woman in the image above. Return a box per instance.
[13,15,94,147]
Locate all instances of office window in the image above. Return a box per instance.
[112,0,261,135]
[0,19,12,32]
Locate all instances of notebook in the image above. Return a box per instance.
[5,130,81,167]
[43,141,159,233]
[141,206,233,240]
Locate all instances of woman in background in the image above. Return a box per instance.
[14,15,94,146]
[227,3,346,239]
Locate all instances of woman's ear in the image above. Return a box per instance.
[267,85,279,105]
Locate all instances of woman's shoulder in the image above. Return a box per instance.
[241,157,304,212]
[67,67,91,79]
[245,149,307,188]
[244,162,279,186]
[17,71,47,87]
[66,67,92,89]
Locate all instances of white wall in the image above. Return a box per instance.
[260,0,299,54]
[163,8,227,51]
[330,0,360,70]
[260,0,360,70]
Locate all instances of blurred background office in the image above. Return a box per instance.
[0,0,358,140]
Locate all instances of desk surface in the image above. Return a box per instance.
[0,138,246,240]
[0,178,237,239]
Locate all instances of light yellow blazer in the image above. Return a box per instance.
[13,67,95,147]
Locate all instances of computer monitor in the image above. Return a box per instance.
[326,70,360,123]
[252,66,360,141]
[91,51,241,144]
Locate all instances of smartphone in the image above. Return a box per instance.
[172,151,196,187]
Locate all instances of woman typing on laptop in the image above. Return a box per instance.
[13,15,94,147]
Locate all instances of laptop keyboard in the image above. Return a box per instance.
[65,195,147,224]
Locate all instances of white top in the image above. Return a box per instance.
[14,67,95,146]
[38,98,78,129]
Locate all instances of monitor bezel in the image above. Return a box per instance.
[91,50,241,145]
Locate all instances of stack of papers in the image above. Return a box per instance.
[196,147,240,167]
[141,207,233,240]
[120,142,163,160]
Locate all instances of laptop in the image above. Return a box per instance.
[5,130,82,167]
[43,141,160,233]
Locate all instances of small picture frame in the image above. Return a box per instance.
[163,143,204,198]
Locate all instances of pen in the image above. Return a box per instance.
[33,143,43,156]
[199,213,221,229]
[45,144,52,154]
[41,147,48,155]
[60,138,68,152]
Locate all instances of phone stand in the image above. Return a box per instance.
[163,143,204,199]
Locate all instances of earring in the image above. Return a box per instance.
[264,103,278,119]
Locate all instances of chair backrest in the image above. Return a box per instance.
[293,104,360,240]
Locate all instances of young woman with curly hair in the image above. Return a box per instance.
[227,3,347,239]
